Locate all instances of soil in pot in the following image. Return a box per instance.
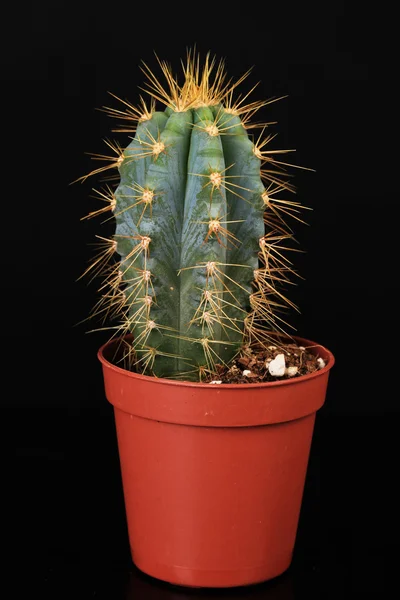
[107,335,328,384]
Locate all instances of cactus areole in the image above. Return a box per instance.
[80,52,310,381]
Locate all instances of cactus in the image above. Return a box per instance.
[78,52,309,381]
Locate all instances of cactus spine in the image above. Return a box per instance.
[79,52,308,380]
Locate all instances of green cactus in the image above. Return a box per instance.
[78,52,309,380]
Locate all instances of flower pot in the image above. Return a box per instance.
[98,334,334,588]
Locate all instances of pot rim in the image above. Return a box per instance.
[97,333,335,389]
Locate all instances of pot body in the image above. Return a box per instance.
[98,335,334,588]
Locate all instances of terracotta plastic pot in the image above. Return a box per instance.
[98,334,334,588]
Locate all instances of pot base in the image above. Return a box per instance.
[133,552,292,588]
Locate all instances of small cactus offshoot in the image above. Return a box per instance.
[77,51,311,381]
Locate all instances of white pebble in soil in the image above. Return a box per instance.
[268,353,286,377]
[285,366,298,377]
[242,370,252,377]
[317,358,326,369]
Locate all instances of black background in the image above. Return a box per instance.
[3,1,399,597]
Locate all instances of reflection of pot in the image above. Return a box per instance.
[124,566,295,599]
[99,334,334,588]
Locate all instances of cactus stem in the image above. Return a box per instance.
[77,52,310,379]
